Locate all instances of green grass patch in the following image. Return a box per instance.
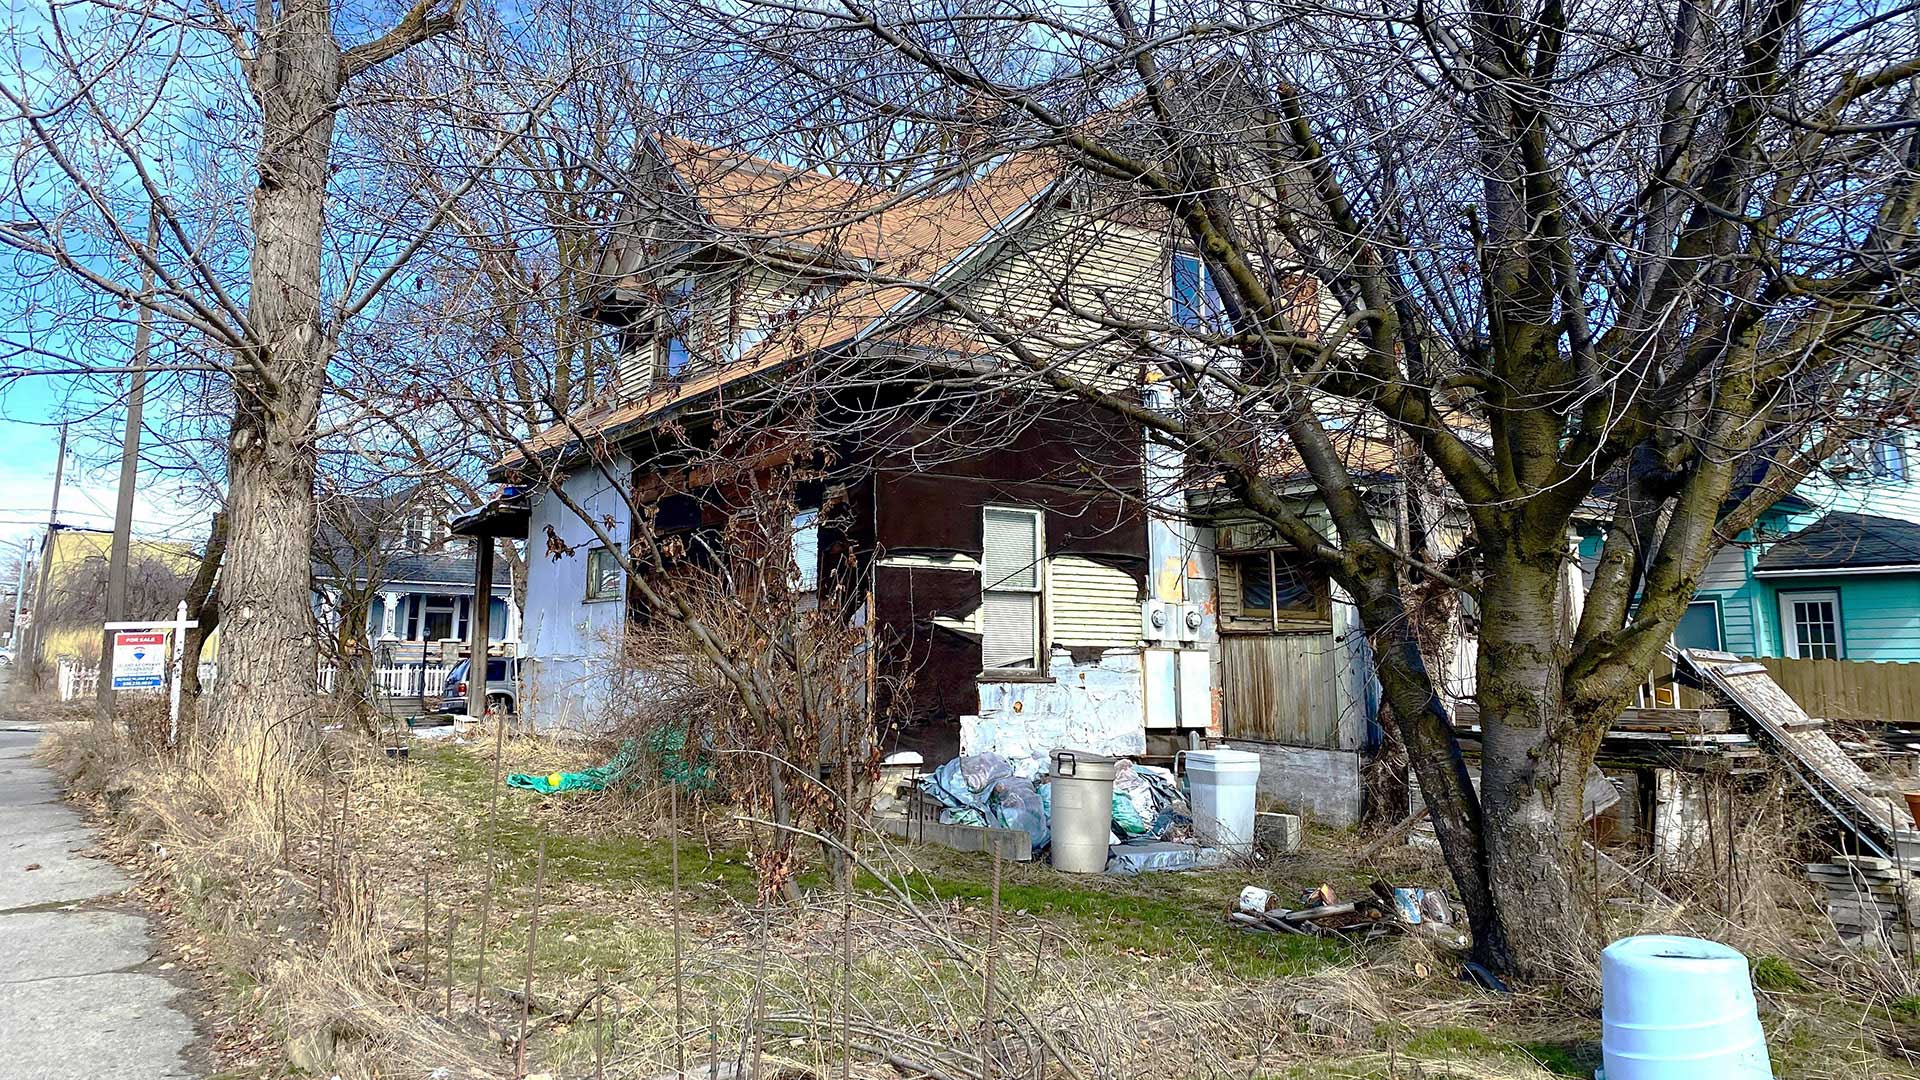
[1750,954,1810,992]
[411,742,1347,981]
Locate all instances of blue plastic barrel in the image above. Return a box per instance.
[1601,935,1772,1079]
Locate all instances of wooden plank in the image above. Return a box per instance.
[1450,701,1730,733]
[1687,651,1914,857]
[1221,632,1342,748]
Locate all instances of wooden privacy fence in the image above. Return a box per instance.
[1755,657,1920,725]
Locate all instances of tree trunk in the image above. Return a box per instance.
[1473,549,1598,977]
[179,511,228,704]
[204,1,342,777]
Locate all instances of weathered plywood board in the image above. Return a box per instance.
[1221,632,1343,748]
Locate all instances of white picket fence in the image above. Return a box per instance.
[56,658,99,702]
[61,659,454,703]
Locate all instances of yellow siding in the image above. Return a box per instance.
[33,528,201,663]
[1047,555,1141,648]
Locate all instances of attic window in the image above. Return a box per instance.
[660,278,695,377]
[1171,252,1224,330]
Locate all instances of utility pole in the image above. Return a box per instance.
[25,422,68,690]
[7,546,27,648]
[97,218,159,727]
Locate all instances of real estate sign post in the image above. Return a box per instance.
[103,602,198,745]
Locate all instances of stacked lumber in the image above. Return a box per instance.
[1806,855,1920,951]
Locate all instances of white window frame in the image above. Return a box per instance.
[790,508,821,594]
[1674,598,1723,652]
[1778,589,1844,659]
[583,545,623,604]
[1169,250,1223,330]
[980,506,1045,673]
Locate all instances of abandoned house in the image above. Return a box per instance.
[446,133,1458,825]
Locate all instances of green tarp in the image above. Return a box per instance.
[504,727,712,794]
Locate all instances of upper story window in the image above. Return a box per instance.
[790,509,820,593]
[401,507,447,550]
[1171,251,1224,330]
[661,277,695,378]
[1866,436,1907,481]
[980,506,1044,671]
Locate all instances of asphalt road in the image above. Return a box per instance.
[0,714,200,1079]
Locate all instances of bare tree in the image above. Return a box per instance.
[0,0,567,775]
[515,0,1919,974]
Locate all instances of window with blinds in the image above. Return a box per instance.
[981,507,1043,670]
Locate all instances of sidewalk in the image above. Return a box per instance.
[0,725,199,1080]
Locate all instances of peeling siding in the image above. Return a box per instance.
[520,459,633,731]
[962,647,1148,760]
[941,214,1168,388]
[1047,555,1141,648]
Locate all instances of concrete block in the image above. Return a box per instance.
[1219,741,1364,827]
[1257,811,1303,854]
[877,813,1032,861]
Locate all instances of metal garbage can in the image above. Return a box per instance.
[1048,750,1116,873]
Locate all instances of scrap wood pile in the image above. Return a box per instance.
[1808,855,1920,952]
[1228,880,1461,944]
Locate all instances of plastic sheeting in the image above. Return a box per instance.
[919,753,1193,853]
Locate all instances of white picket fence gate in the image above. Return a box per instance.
[62,659,454,703]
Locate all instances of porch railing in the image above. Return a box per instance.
[62,660,455,704]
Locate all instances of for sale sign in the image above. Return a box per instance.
[111,631,168,690]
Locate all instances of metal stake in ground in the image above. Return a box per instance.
[421,869,432,995]
[445,913,459,1021]
[474,714,507,1006]
[671,780,685,1077]
[594,967,606,1080]
[984,837,1001,1080]
[517,838,546,1077]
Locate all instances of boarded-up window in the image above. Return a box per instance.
[982,507,1043,670]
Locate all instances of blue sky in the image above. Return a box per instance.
[0,373,208,572]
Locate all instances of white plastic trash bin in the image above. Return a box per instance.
[1185,748,1260,853]
[1048,750,1117,873]
[1601,935,1772,1080]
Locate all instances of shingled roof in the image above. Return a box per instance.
[504,142,1064,467]
[1754,511,1920,575]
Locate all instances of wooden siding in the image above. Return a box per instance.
[1758,657,1920,723]
[943,215,1167,388]
[1047,555,1141,648]
[1220,632,1344,747]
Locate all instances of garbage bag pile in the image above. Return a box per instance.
[917,752,1191,852]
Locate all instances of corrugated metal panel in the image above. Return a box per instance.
[1048,555,1140,648]
[1220,632,1343,747]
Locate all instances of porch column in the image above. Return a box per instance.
[380,591,402,640]
[505,598,522,645]
[468,537,495,719]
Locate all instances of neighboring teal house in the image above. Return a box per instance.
[1579,431,1920,663]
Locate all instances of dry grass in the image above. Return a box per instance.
[34,719,1920,1080]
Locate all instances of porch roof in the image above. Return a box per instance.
[1754,511,1920,576]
